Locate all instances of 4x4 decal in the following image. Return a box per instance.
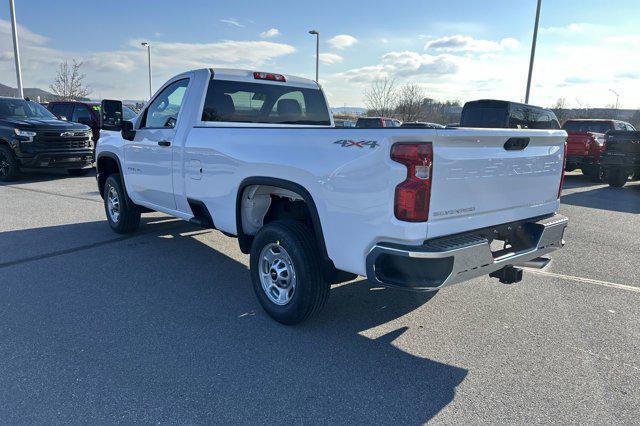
[333,139,379,149]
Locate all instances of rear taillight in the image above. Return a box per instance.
[391,143,433,222]
[558,141,567,198]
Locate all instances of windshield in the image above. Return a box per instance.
[122,105,137,121]
[0,98,57,120]
[562,121,612,134]
[91,104,137,122]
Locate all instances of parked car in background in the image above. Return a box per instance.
[600,130,640,188]
[355,117,401,128]
[562,119,636,180]
[95,68,568,324]
[400,122,445,129]
[48,101,137,144]
[460,100,560,130]
[0,97,93,180]
[334,120,356,128]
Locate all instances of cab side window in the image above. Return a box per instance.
[142,79,189,128]
[72,105,93,123]
[50,103,73,120]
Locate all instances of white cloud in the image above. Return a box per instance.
[260,28,280,38]
[541,23,603,35]
[327,34,358,50]
[335,51,458,84]
[0,17,297,100]
[319,53,343,65]
[220,18,244,28]
[127,39,296,69]
[0,19,49,45]
[425,35,519,53]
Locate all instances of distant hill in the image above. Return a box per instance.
[0,83,58,101]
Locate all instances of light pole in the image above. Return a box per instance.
[308,30,319,82]
[608,89,619,109]
[141,42,152,99]
[525,0,542,104]
[9,0,24,98]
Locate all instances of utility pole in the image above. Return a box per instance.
[308,30,319,82]
[9,0,24,98]
[141,42,152,99]
[525,0,542,104]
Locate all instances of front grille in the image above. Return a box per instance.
[34,139,92,149]
[33,130,92,150]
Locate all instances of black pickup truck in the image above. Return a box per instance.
[600,130,640,188]
[0,97,94,181]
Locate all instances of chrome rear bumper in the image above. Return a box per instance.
[366,214,568,291]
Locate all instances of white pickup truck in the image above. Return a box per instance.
[96,68,568,324]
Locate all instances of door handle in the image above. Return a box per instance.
[158,140,171,147]
[504,137,529,151]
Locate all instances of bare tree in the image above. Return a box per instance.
[551,98,569,124]
[364,78,397,117]
[395,84,425,122]
[50,59,90,100]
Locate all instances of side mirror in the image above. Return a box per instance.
[122,120,136,141]
[100,99,123,131]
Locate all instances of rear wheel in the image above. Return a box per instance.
[607,168,628,188]
[67,168,91,177]
[0,145,19,181]
[582,165,597,180]
[250,220,330,325]
[103,173,140,233]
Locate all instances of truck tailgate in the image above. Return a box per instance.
[429,129,565,231]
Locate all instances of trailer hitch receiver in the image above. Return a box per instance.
[489,265,523,284]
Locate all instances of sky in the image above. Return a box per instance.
[0,0,639,109]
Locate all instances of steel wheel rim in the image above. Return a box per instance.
[259,243,297,306]
[107,185,121,223]
[0,152,9,177]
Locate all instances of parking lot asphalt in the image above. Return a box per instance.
[0,170,639,424]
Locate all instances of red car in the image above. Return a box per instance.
[562,119,636,180]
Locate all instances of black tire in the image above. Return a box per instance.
[67,168,91,177]
[250,220,330,325]
[591,166,605,182]
[103,173,140,234]
[0,144,19,181]
[582,165,597,179]
[607,168,628,188]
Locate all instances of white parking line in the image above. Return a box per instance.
[526,269,640,294]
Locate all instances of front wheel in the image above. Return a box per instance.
[0,145,19,181]
[103,174,140,234]
[250,220,330,325]
[607,168,628,188]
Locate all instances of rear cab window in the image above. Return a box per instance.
[462,101,559,129]
[562,121,613,134]
[201,80,331,126]
[461,103,508,128]
[355,118,383,128]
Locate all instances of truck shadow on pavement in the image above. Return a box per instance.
[0,168,96,185]
[560,180,640,214]
[0,219,467,423]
